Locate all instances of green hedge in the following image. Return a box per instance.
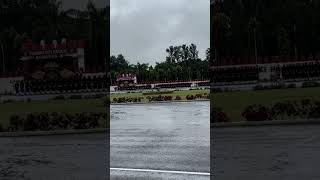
[5,112,108,132]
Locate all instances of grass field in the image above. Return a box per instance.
[213,87,320,122]
[0,99,106,128]
[110,89,210,102]
[2,87,318,126]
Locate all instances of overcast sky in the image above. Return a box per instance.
[111,0,209,65]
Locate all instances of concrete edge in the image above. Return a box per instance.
[0,128,108,137]
[211,119,320,128]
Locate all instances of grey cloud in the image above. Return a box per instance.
[111,0,209,65]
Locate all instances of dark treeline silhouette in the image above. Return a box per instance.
[212,0,320,65]
[110,44,210,85]
[0,0,109,75]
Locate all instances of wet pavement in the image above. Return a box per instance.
[0,133,108,180]
[212,124,320,180]
[0,101,209,180]
[110,101,210,179]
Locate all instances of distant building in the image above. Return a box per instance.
[20,39,85,80]
[212,56,320,87]
[116,74,137,88]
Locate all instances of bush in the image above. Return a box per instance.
[243,99,320,121]
[309,101,320,118]
[186,95,195,100]
[23,114,38,131]
[4,112,108,132]
[9,115,23,131]
[175,96,182,100]
[242,105,270,121]
[212,108,229,123]
[195,94,203,99]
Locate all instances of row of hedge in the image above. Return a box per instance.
[113,97,144,103]
[242,99,320,121]
[0,112,108,132]
[111,94,209,103]
[212,98,320,123]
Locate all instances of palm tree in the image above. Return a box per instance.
[213,12,231,60]
[86,1,107,71]
[248,17,258,64]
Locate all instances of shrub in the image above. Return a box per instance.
[23,114,38,131]
[212,108,229,123]
[195,94,202,99]
[9,115,23,131]
[175,96,182,100]
[242,105,270,121]
[186,95,195,100]
[5,112,107,132]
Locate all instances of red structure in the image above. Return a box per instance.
[116,74,137,88]
[20,39,85,80]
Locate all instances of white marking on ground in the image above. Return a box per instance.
[110,167,210,176]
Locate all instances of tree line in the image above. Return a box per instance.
[0,0,108,75]
[110,44,210,85]
[212,0,320,64]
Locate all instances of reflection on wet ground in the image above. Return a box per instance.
[111,101,210,179]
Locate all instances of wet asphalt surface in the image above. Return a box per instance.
[2,102,320,180]
[0,133,108,180]
[212,124,320,180]
[110,101,210,179]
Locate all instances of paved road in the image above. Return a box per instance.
[110,101,210,179]
[0,133,108,180]
[212,124,320,180]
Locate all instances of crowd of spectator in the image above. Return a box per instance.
[213,61,320,84]
[213,66,259,83]
[13,75,108,95]
[282,62,320,80]
[114,81,209,92]
[117,84,152,91]
[154,82,192,89]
